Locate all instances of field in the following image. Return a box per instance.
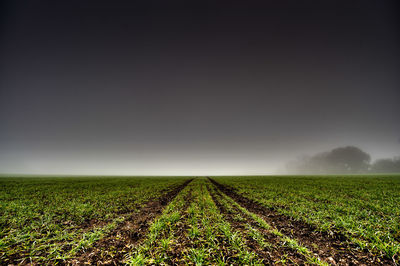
[0,175,399,265]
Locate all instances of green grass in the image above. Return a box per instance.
[128,179,194,265]
[1,175,399,264]
[213,175,400,262]
[208,184,327,265]
[129,178,260,265]
[0,176,189,263]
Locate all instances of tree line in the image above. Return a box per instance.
[286,146,400,174]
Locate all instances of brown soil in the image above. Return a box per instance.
[208,177,395,266]
[208,184,308,265]
[66,178,193,265]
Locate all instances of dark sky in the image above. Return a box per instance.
[1,0,399,175]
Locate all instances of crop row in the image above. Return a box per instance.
[125,178,335,265]
[2,175,397,265]
[128,178,259,265]
[213,175,400,263]
[0,176,189,264]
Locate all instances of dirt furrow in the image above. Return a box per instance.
[207,184,308,265]
[208,177,394,265]
[67,178,193,265]
[155,188,194,265]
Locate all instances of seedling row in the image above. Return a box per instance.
[1,175,398,264]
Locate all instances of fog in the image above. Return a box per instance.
[1,0,399,175]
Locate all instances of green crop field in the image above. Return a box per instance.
[1,175,399,265]
[0,176,188,264]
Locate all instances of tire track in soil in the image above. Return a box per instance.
[67,178,193,265]
[207,183,308,265]
[155,187,193,265]
[208,177,394,265]
[165,181,256,265]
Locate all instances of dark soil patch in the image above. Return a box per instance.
[66,178,193,265]
[208,184,308,265]
[208,178,395,265]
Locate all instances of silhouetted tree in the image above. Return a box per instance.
[325,146,371,173]
[286,146,371,174]
[371,157,400,173]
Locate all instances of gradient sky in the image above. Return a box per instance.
[1,0,399,175]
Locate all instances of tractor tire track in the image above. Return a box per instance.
[67,178,193,265]
[207,183,308,265]
[208,177,394,265]
[156,188,194,265]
